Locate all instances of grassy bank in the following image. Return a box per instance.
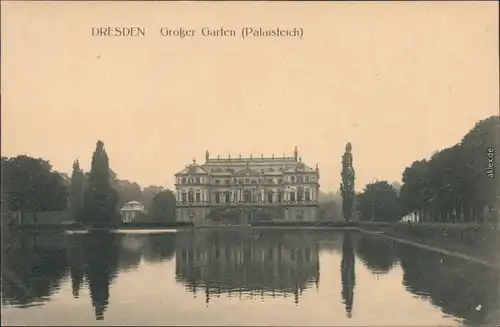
[360,222,500,264]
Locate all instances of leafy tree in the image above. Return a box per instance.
[460,115,500,221]
[143,185,164,210]
[149,190,177,222]
[112,179,144,207]
[82,141,119,223]
[399,115,499,224]
[70,160,85,222]
[340,143,356,221]
[356,181,400,222]
[318,200,342,221]
[2,155,68,223]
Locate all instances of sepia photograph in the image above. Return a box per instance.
[1,1,499,326]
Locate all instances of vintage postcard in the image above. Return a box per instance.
[1,1,499,326]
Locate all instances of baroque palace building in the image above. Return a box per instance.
[174,147,320,225]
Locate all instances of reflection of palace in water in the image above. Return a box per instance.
[175,230,320,303]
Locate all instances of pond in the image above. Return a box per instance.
[1,229,499,326]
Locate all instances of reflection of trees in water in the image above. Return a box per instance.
[355,234,398,274]
[67,232,177,320]
[67,235,85,298]
[81,232,119,320]
[3,230,178,318]
[142,233,176,263]
[175,230,320,304]
[2,231,68,307]
[341,232,356,318]
[116,233,177,267]
[118,234,146,271]
[397,244,500,326]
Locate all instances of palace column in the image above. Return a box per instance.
[261,189,265,203]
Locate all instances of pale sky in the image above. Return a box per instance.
[1,1,498,192]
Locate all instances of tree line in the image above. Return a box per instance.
[2,140,177,225]
[341,115,499,223]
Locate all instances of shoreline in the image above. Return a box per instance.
[357,229,500,270]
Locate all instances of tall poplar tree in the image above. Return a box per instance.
[340,142,356,221]
[83,141,119,223]
[70,160,85,221]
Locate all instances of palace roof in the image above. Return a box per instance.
[174,149,319,176]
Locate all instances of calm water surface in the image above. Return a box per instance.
[1,229,499,326]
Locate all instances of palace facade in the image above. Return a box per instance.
[174,147,320,225]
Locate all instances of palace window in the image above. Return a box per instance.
[182,193,187,203]
[297,188,304,201]
[182,177,186,184]
[290,192,296,202]
[188,189,194,203]
[251,179,257,184]
[267,191,273,203]
[225,192,231,203]
[195,192,201,203]
[215,192,220,204]
[266,178,273,184]
[291,176,296,183]
[225,180,230,185]
[195,177,200,184]
[238,179,244,184]
[305,176,309,182]
[305,190,310,201]
[243,190,252,203]
[245,178,250,184]
[215,180,220,185]
[278,178,283,184]
[277,191,282,203]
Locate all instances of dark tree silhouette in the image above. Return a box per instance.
[356,181,400,222]
[143,185,164,210]
[2,155,68,223]
[82,141,119,224]
[340,143,356,221]
[399,115,500,223]
[148,190,177,222]
[70,160,85,222]
[112,179,144,208]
